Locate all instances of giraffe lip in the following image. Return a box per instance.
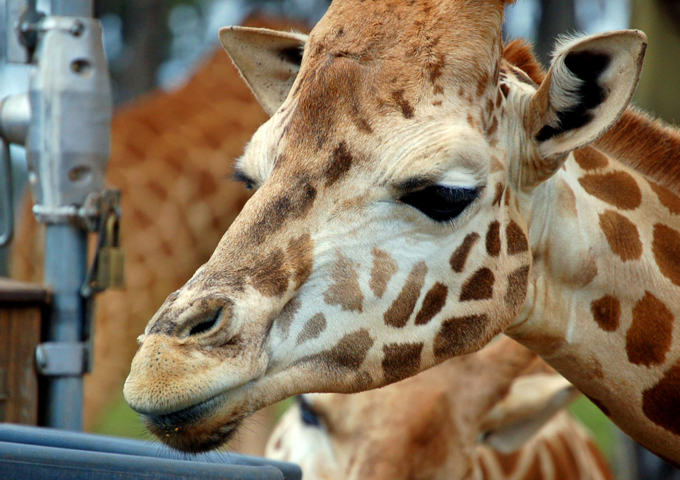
[144,391,228,428]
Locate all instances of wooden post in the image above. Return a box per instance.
[0,278,49,425]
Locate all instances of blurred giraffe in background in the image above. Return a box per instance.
[9,16,299,452]
[267,338,613,480]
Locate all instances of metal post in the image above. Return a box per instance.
[0,0,118,431]
[41,225,88,430]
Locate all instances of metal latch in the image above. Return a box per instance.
[81,189,125,297]
[35,343,87,377]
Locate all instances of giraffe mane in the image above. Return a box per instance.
[503,39,680,194]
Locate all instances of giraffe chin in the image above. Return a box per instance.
[141,390,248,453]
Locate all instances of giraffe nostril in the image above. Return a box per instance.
[188,309,222,337]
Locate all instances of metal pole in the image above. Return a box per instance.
[42,225,88,430]
[0,0,117,431]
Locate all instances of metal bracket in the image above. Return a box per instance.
[35,342,87,377]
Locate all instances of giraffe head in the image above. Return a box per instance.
[124,0,646,452]
[265,338,580,480]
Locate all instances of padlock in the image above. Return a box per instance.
[95,214,125,290]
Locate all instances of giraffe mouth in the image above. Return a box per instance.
[140,384,253,453]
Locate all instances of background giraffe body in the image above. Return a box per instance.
[267,338,613,480]
[114,0,680,463]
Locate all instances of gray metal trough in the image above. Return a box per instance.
[0,424,302,480]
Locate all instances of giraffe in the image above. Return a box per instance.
[123,0,680,463]
[9,16,300,436]
[266,338,613,480]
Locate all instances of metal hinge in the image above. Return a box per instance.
[35,343,88,377]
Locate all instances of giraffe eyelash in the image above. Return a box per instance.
[399,186,480,223]
[232,169,257,190]
[296,396,322,428]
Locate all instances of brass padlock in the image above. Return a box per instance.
[96,247,125,290]
[95,214,125,290]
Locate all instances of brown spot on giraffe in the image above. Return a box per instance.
[450,233,480,273]
[505,265,530,309]
[296,313,327,346]
[277,298,301,338]
[247,180,317,245]
[642,360,680,435]
[573,148,609,171]
[415,283,448,325]
[433,315,487,360]
[556,179,578,217]
[490,157,504,173]
[506,220,529,256]
[287,234,314,290]
[251,248,289,297]
[504,188,512,207]
[460,268,495,302]
[384,262,428,328]
[492,182,504,206]
[369,248,399,299]
[476,71,489,97]
[599,210,643,261]
[303,329,374,372]
[466,113,475,129]
[381,342,424,383]
[495,451,521,476]
[485,221,501,257]
[626,291,674,367]
[324,142,354,187]
[350,371,373,391]
[578,171,643,210]
[649,180,680,215]
[653,223,680,287]
[391,89,415,119]
[324,254,364,312]
[486,116,499,136]
[485,98,494,117]
[590,295,621,332]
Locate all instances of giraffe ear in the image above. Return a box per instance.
[479,374,580,454]
[523,30,646,184]
[219,27,308,116]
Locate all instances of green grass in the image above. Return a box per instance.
[570,395,616,458]
[94,393,151,441]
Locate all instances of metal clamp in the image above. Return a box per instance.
[35,342,87,377]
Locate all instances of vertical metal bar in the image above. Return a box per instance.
[49,0,93,17]
[0,139,13,247]
[42,224,87,431]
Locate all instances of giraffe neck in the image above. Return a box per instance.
[474,412,613,480]
[506,144,680,456]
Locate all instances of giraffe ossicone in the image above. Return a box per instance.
[123,0,680,463]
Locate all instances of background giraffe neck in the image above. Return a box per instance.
[474,412,612,480]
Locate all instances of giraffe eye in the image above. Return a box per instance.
[233,169,257,191]
[297,396,321,427]
[400,186,479,222]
